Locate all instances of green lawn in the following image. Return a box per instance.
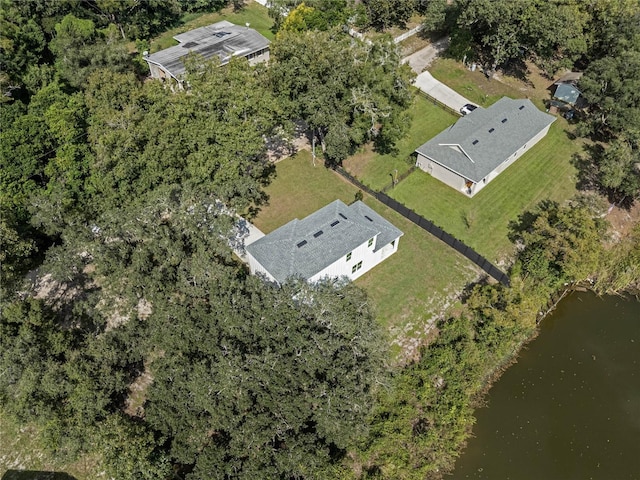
[389,120,580,262]
[429,58,550,111]
[252,151,479,359]
[343,59,582,262]
[343,93,457,191]
[150,2,274,52]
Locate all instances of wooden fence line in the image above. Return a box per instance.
[416,89,461,117]
[333,166,511,286]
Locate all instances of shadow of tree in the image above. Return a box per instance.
[2,471,78,480]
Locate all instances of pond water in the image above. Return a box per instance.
[450,291,640,480]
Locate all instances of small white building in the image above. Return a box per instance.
[245,200,403,285]
[415,97,556,197]
[143,21,270,86]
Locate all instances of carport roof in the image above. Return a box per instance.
[415,97,555,183]
[144,21,270,80]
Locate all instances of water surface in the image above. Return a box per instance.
[451,291,640,480]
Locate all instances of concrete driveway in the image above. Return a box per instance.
[413,71,477,113]
[402,37,450,74]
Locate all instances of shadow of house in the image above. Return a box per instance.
[2,471,78,480]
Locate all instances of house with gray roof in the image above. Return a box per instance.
[245,200,403,285]
[143,21,270,85]
[415,97,555,197]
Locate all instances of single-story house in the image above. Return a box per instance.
[415,97,556,197]
[245,200,403,285]
[143,21,270,85]
[550,72,585,107]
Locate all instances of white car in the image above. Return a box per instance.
[460,104,478,115]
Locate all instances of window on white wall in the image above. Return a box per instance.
[368,238,374,247]
[346,252,352,261]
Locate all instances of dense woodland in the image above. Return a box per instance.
[1,0,639,479]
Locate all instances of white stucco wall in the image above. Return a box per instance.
[310,235,378,283]
[246,251,277,283]
[416,154,467,191]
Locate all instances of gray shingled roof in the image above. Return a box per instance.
[144,21,270,80]
[246,200,403,284]
[552,83,581,105]
[415,97,555,182]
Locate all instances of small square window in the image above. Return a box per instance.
[346,252,352,261]
[368,238,374,247]
[352,264,357,274]
[357,261,363,271]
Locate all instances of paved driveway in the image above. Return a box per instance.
[413,71,476,113]
[402,37,450,74]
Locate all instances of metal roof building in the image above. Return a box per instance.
[143,21,270,83]
[415,97,556,197]
[245,200,403,285]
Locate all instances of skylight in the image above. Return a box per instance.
[472,139,479,145]
[489,128,495,133]
[313,230,323,238]
[519,105,525,110]
[330,220,340,227]
[501,118,508,123]
[183,42,199,48]
[296,240,307,248]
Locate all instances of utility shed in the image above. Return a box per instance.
[143,21,270,85]
[245,200,403,285]
[415,97,556,197]
[550,72,584,107]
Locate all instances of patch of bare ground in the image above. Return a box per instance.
[32,273,88,307]
[267,121,311,163]
[124,350,163,419]
[389,272,480,365]
[606,202,640,243]
[492,60,554,102]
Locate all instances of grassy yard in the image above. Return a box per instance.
[429,58,553,111]
[343,59,582,262]
[149,1,274,52]
[0,411,100,480]
[389,120,580,262]
[343,93,457,191]
[252,151,479,360]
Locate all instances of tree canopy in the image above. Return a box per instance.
[269,29,414,163]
